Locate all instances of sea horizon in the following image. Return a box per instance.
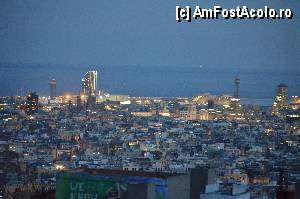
[0,63,299,103]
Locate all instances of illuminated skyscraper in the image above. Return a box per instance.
[272,84,289,114]
[49,79,57,100]
[26,92,39,115]
[82,70,97,96]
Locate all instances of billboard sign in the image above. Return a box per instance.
[56,173,128,199]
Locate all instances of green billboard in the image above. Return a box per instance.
[56,173,128,199]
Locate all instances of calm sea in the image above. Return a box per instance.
[0,63,299,106]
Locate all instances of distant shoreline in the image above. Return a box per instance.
[1,95,274,106]
[1,63,298,100]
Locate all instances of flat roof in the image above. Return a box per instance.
[66,168,184,179]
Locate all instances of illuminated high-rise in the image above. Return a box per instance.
[82,70,97,96]
[276,83,288,109]
[272,83,288,114]
[49,79,57,100]
[26,92,39,115]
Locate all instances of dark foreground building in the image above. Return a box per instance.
[56,168,213,199]
[56,168,190,199]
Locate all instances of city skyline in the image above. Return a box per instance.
[2,68,297,111]
[0,0,299,100]
[0,1,299,99]
[1,1,300,199]
[0,64,299,101]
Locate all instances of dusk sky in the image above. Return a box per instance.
[0,1,299,97]
[1,0,299,68]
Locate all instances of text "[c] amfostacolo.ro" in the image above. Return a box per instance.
[176,5,294,22]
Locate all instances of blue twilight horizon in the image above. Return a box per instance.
[0,1,299,98]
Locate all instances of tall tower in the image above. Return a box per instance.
[234,77,240,99]
[272,83,288,114]
[231,77,241,110]
[49,79,57,100]
[82,70,97,96]
[229,77,244,121]
[276,83,288,109]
